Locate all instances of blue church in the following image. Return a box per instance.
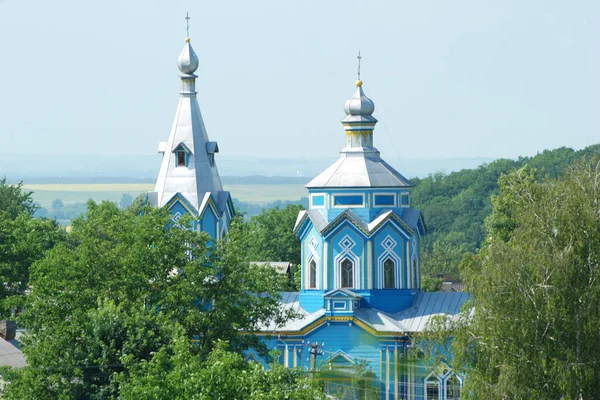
[151,34,469,400]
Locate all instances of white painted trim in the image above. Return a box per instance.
[373,192,397,208]
[386,347,390,399]
[309,193,326,209]
[367,240,373,289]
[323,241,329,289]
[333,235,361,289]
[394,344,399,400]
[332,193,365,209]
[400,193,410,208]
[424,370,442,400]
[305,236,321,289]
[377,235,402,289]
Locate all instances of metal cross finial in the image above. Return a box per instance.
[185,12,191,37]
[357,51,362,80]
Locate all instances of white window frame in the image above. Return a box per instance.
[309,193,327,209]
[400,193,410,208]
[332,193,365,209]
[373,192,397,208]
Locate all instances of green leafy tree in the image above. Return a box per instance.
[119,340,326,400]
[0,177,36,218]
[119,193,133,209]
[411,143,600,283]
[1,201,296,399]
[244,205,303,266]
[0,178,64,315]
[428,158,600,399]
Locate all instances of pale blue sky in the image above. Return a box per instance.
[0,0,598,161]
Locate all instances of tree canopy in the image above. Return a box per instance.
[412,144,600,287]
[1,201,306,399]
[0,177,64,315]
[242,204,303,267]
[429,157,600,398]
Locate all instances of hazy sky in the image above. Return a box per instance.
[0,0,598,161]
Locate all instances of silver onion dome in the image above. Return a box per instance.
[177,38,199,74]
[343,80,375,116]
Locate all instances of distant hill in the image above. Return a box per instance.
[413,143,600,287]
[0,153,494,182]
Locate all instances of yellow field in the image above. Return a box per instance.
[23,184,154,192]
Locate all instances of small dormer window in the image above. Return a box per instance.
[177,151,186,166]
[206,141,219,168]
[172,142,191,168]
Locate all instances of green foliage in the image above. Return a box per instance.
[0,178,64,316]
[118,193,133,209]
[0,177,36,218]
[243,205,303,267]
[412,144,600,285]
[428,157,600,398]
[1,201,298,399]
[120,340,326,400]
[350,360,381,400]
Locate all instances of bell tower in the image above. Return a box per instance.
[148,21,233,239]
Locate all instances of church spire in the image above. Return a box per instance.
[341,63,378,149]
[148,20,233,240]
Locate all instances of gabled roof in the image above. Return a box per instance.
[306,151,413,189]
[323,288,363,299]
[206,141,219,153]
[294,208,424,238]
[149,190,232,218]
[172,141,193,154]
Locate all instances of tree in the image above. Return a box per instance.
[1,201,296,399]
[431,159,600,399]
[0,177,36,218]
[119,193,133,209]
[119,339,326,400]
[410,144,600,283]
[0,178,64,316]
[244,204,303,266]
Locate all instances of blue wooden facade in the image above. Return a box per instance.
[150,36,466,399]
[253,80,467,399]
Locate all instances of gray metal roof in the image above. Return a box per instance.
[149,38,228,215]
[306,150,413,189]
[295,208,423,237]
[261,291,469,334]
[0,332,25,368]
[392,292,470,332]
[250,261,292,274]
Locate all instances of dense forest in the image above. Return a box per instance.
[413,144,600,288]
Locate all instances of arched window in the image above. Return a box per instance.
[383,259,395,289]
[425,378,440,400]
[309,260,317,289]
[446,374,461,400]
[341,259,353,288]
[412,259,418,288]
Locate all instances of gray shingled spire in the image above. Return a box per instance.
[148,37,228,213]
